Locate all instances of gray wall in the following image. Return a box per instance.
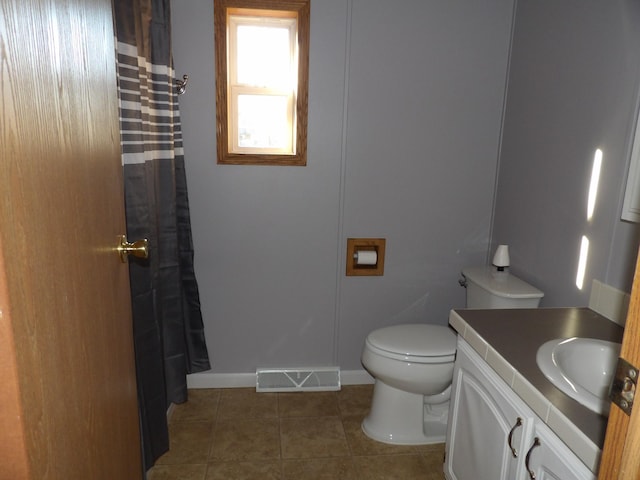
[491,0,640,307]
[171,0,515,373]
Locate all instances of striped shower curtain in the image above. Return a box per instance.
[113,0,211,470]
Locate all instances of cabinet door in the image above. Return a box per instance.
[522,421,596,480]
[445,342,529,480]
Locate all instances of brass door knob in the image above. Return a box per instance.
[117,235,149,263]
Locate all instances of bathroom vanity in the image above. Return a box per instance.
[445,308,623,480]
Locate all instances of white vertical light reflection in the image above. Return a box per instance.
[576,236,590,290]
[587,149,603,221]
[47,7,62,74]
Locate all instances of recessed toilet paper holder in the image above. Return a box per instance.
[346,238,386,276]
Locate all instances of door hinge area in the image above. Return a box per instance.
[610,356,638,416]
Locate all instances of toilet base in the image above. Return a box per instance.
[361,380,449,445]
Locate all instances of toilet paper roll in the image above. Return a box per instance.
[355,250,377,265]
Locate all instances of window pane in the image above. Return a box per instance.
[237,94,291,150]
[236,24,292,88]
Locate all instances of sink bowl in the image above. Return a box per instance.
[536,337,621,416]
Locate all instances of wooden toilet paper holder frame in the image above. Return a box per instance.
[346,238,386,276]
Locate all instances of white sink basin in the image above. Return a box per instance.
[536,337,621,416]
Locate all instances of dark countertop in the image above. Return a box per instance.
[450,307,623,448]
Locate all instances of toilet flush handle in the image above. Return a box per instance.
[458,277,467,288]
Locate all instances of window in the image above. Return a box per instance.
[214,0,310,166]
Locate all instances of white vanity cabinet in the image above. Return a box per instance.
[444,339,595,480]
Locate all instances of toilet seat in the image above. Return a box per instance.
[365,324,456,363]
[365,341,456,363]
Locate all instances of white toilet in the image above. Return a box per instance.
[360,266,544,445]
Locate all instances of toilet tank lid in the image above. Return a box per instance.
[367,324,456,357]
[462,266,544,299]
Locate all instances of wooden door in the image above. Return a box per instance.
[599,246,640,478]
[0,0,142,478]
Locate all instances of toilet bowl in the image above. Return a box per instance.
[361,323,456,445]
[360,264,544,445]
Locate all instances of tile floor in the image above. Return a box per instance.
[147,385,446,480]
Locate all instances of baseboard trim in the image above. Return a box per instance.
[187,372,255,389]
[166,403,176,422]
[186,369,374,389]
[341,369,374,385]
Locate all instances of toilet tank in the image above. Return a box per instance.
[461,266,544,309]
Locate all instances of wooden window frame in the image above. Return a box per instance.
[214,0,310,166]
